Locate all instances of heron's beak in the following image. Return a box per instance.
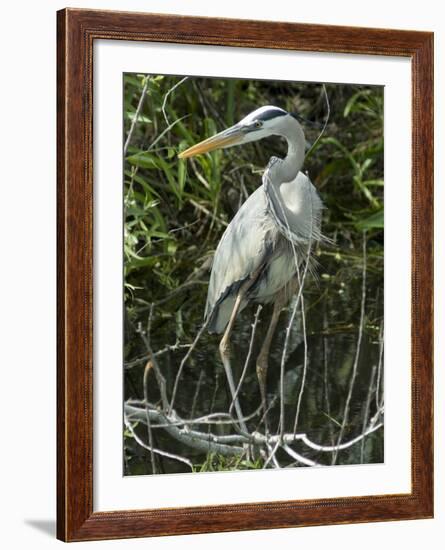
[178,125,245,159]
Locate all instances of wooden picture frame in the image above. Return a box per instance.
[57,8,434,542]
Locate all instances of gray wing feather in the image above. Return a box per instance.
[205,187,271,333]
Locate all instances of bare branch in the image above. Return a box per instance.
[136,305,169,410]
[332,232,367,464]
[230,305,262,415]
[143,360,157,473]
[375,322,384,411]
[161,77,188,127]
[284,423,383,453]
[282,444,320,467]
[125,404,245,456]
[147,115,189,152]
[322,306,335,446]
[191,369,205,419]
[253,422,383,452]
[127,400,260,427]
[125,402,383,461]
[305,83,331,160]
[262,440,281,469]
[360,365,377,463]
[293,292,308,433]
[125,342,192,369]
[124,75,150,156]
[266,443,283,469]
[124,416,193,470]
[189,199,228,227]
[169,320,209,414]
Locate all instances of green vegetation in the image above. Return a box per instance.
[194,453,263,473]
[123,75,384,475]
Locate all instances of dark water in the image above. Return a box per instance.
[124,246,384,476]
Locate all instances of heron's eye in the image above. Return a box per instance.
[254,120,262,128]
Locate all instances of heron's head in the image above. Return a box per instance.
[178,106,305,159]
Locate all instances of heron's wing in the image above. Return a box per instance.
[205,186,272,333]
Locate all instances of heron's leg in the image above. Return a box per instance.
[219,269,265,433]
[219,267,264,434]
[256,299,284,426]
[256,279,298,426]
[219,291,248,433]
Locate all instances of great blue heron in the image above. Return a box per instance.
[179,105,324,430]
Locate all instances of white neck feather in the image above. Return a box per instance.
[267,116,306,184]
[262,116,323,245]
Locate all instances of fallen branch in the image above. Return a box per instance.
[124,416,193,470]
[125,404,246,457]
[125,402,383,461]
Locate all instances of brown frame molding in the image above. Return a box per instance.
[57,8,434,542]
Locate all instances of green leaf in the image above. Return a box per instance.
[178,160,186,194]
[126,153,160,169]
[356,208,384,230]
[125,111,151,124]
[344,90,370,117]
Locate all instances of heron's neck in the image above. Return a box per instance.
[269,121,306,184]
[262,120,315,244]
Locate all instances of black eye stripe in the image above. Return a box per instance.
[256,108,287,122]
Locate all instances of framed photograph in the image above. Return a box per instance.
[57,8,434,542]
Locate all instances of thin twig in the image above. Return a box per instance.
[262,439,281,469]
[283,423,383,453]
[145,115,190,153]
[293,292,308,433]
[124,416,193,470]
[375,321,384,411]
[266,443,282,469]
[360,365,377,463]
[191,369,205,419]
[125,342,192,369]
[254,422,383,452]
[305,83,330,160]
[282,444,320,467]
[208,373,220,437]
[143,360,157,473]
[322,306,335,446]
[124,75,150,156]
[169,320,209,414]
[230,305,262,415]
[161,76,188,127]
[332,232,367,464]
[255,395,278,433]
[137,305,170,410]
[189,199,228,227]
[190,158,211,189]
